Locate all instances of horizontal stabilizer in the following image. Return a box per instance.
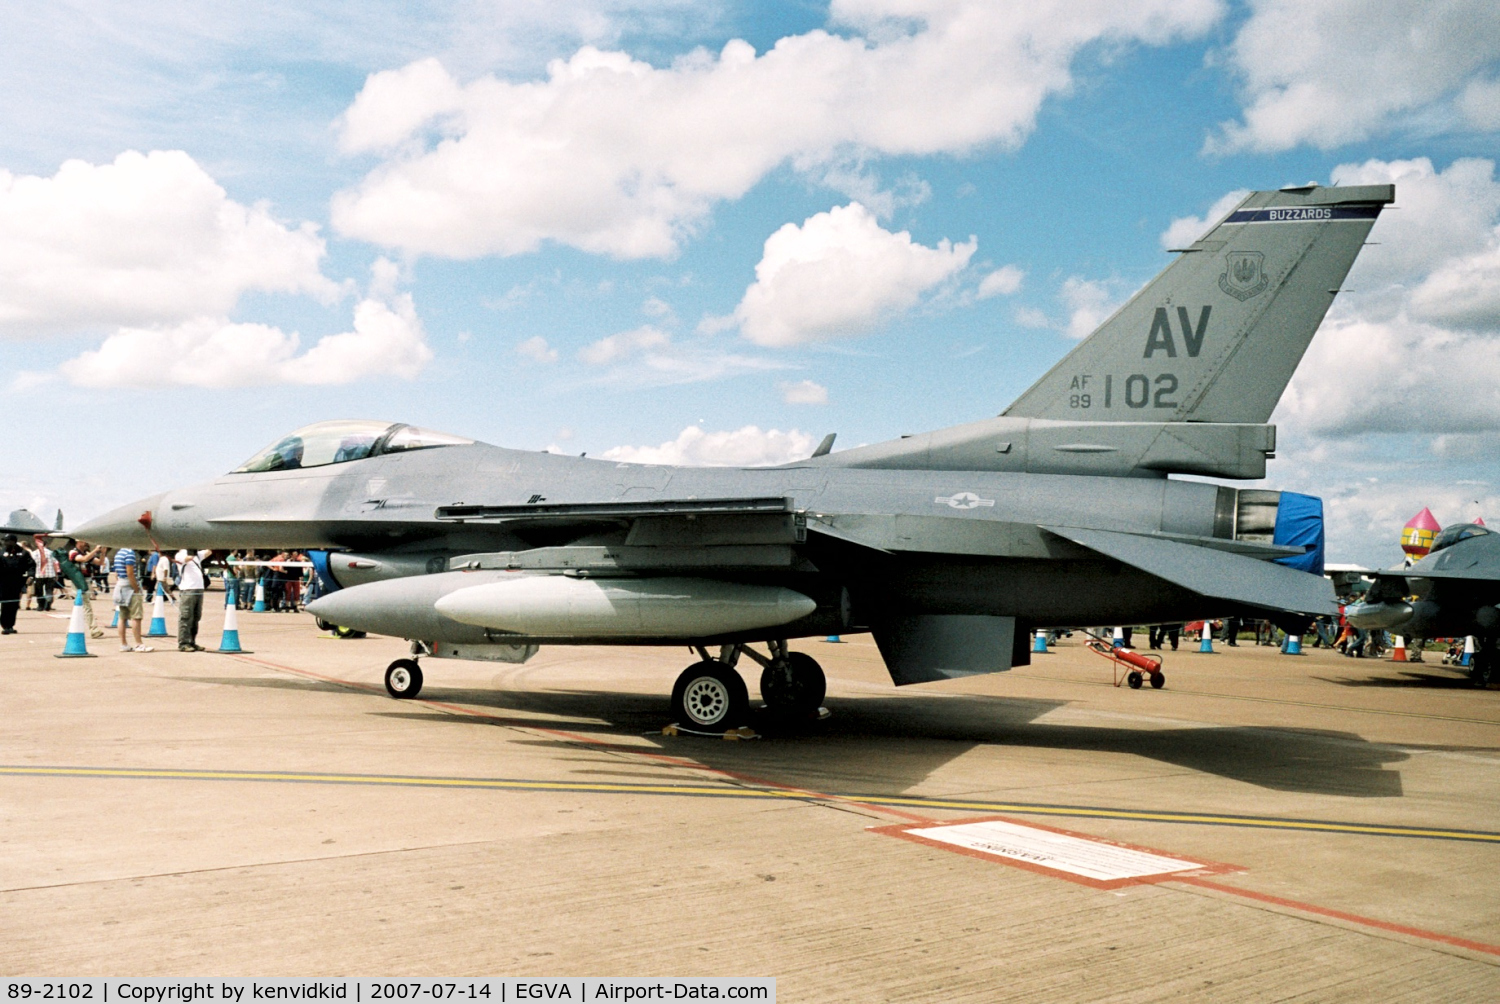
[1043,526,1335,615]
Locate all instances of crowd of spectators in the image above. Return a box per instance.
[0,537,320,651]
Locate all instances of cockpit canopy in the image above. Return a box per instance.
[232,421,474,473]
[1429,522,1491,554]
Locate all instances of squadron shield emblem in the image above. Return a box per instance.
[1219,251,1268,301]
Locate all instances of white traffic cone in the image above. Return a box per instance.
[54,590,96,659]
[146,584,170,637]
[217,582,247,653]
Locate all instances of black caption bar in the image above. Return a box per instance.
[3,981,774,1004]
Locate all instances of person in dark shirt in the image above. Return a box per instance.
[0,535,33,634]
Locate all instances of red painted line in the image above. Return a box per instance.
[230,654,934,823]
[1174,875,1500,957]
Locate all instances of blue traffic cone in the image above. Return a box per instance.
[108,606,118,629]
[1462,635,1475,666]
[253,577,267,612]
[54,591,97,659]
[1282,633,1304,655]
[146,584,170,637]
[1112,626,1125,648]
[217,583,246,653]
[1032,630,1049,654]
[823,635,843,643]
[1197,622,1215,653]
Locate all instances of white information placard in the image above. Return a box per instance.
[902,818,1207,884]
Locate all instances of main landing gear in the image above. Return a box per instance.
[669,641,826,731]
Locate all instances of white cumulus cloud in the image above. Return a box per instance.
[1269,157,1500,440]
[57,295,430,389]
[1159,189,1248,250]
[331,0,1223,259]
[779,379,828,404]
[601,425,817,466]
[0,150,338,336]
[579,324,671,364]
[731,202,975,346]
[516,335,559,362]
[1060,276,1122,340]
[975,265,1024,299]
[1208,0,1500,154]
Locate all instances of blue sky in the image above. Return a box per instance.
[3,0,1499,566]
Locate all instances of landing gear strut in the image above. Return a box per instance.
[668,642,826,730]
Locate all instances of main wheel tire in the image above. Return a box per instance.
[671,660,749,731]
[1127,670,1144,689]
[1150,671,1165,689]
[385,658,423,699]
[314,617,334,632]
[760,652,827,714]
[333,625,366,639]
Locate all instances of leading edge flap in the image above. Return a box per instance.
[1043,525,1335,616]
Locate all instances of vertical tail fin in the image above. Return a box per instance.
[1003,184,1394,423]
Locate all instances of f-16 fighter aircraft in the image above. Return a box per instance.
[76,182,1393,730]
[1346,523,1500,686]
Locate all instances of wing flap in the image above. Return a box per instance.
[1043,525,1335,615]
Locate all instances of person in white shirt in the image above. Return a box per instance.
[175,549,213,651]
[152,550,174,604]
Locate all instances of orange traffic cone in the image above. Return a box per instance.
[1392,635,1407,662]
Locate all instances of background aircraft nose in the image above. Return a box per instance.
[71,494,165,549]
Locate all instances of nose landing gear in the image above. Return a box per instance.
[385,658,423,698]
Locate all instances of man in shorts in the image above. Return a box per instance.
[112,548,153,652]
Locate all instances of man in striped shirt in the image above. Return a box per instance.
[112,548,152,652]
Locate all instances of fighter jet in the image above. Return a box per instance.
[2,509,50,535]
[76,183,1393,729]
[1346,523,1500,686]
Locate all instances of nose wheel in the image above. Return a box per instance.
[385,658,423,698]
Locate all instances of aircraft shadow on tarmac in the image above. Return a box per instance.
[174,675,357,696]
[370,682,1408,800]
[1315,670,1478,690]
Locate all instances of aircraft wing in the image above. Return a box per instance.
[1405,535,1500,582]
[1042,525,1336,615]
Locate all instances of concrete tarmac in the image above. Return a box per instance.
[2,598,1499,1000]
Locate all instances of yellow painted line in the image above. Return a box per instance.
[0,765,799,801]
[851,796,1500,843]
[5,765,1498,844]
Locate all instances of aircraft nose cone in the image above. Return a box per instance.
[71,494,165,549]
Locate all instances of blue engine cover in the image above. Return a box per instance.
[307,550,341,593]
[1272,492,1325,577]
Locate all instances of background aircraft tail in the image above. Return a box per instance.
[1002,183,1394,424]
